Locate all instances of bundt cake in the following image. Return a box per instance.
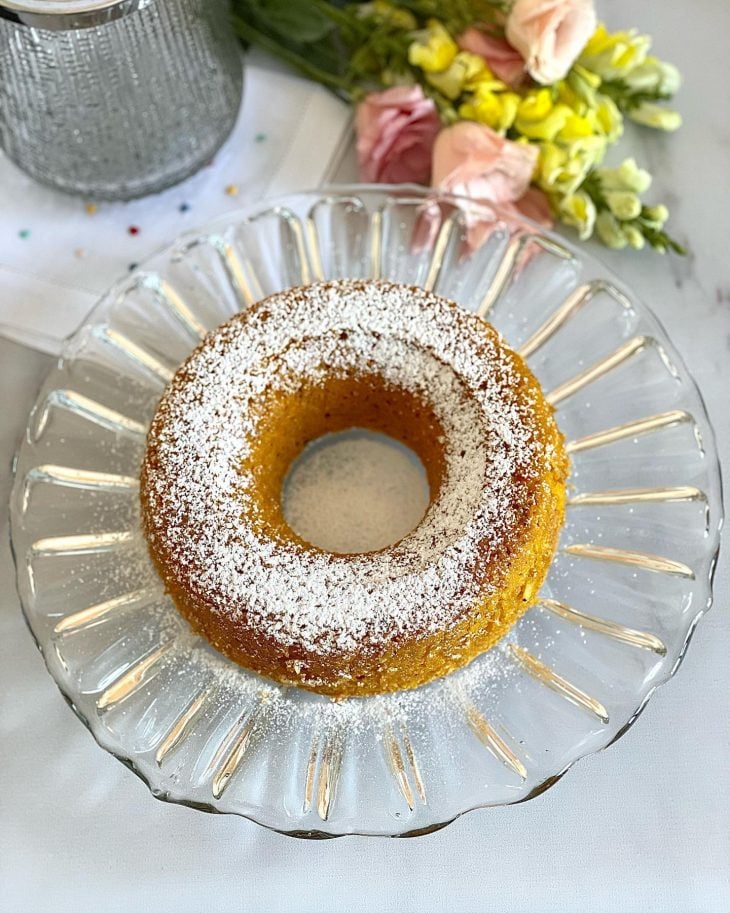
[140,279,568,697]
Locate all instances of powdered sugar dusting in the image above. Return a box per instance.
[283,430,431,554]
[142,280,553,660]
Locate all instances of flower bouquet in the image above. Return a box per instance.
[233,0,684,255]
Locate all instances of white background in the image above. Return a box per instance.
[1,1,728,910]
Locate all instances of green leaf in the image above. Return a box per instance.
[232,16,353,94]
[243,0,335,43]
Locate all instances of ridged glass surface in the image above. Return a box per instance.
[10,186,723,837]
[0,0,242,199]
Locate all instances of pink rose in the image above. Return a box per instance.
[355,85,441,185]
[457,28,526,87]
[432,121,537,206]
[430,121,551,249]
[506,0,597,85]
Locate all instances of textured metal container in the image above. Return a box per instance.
[0,0,243,199]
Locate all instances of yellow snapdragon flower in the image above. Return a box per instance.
[557,80,589,116]
[459,80,519,133]
[515,90,573,141]
[426,52,499,100]
[558,192,596,240]
[572,65,601,90]
[538,136,606,196]
[594,96,623,142]
[554,86,622,144]
[517,88,552,121]
[579,23,651,80]
[408,20,458,73]
[462,56,504,93]
[557,111,595,141]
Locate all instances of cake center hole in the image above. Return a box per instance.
[282,428,430,555]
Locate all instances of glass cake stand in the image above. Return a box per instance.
[9,186,723,837]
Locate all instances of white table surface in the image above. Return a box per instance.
[1,2,728,911]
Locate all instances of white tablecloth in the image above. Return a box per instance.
[1,5,729,911]
[0,51,351,351]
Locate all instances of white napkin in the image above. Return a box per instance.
[0,52,351,354]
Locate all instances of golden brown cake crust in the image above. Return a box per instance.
[140,279,568,696]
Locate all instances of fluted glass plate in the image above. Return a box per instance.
[10,185,723,837]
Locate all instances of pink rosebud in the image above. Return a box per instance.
[506,0,597,85]
[355,85,441,185]
[457,28,526,87]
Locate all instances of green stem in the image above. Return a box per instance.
[597,78,673,114]
[232,18,353,94]
[310,0,368,34]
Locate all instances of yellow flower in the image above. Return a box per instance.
[459,86,520,134]
[594,95,623,142]
[517,88,552,120]
[462,54,503,92]
[556,77,624,143]
[558,191,596,240]
[408,20,458,74]
[557,111,595,142]
[538,143,563,188]
[579,23,651,80]
[425,52,497,100]
[572,64,601,90]
[562,67,605,117]
[496,92,520,133]
[515,90,572,141]
[538,136,606,196]
[557,80,588,115]
[628,102,682,131]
